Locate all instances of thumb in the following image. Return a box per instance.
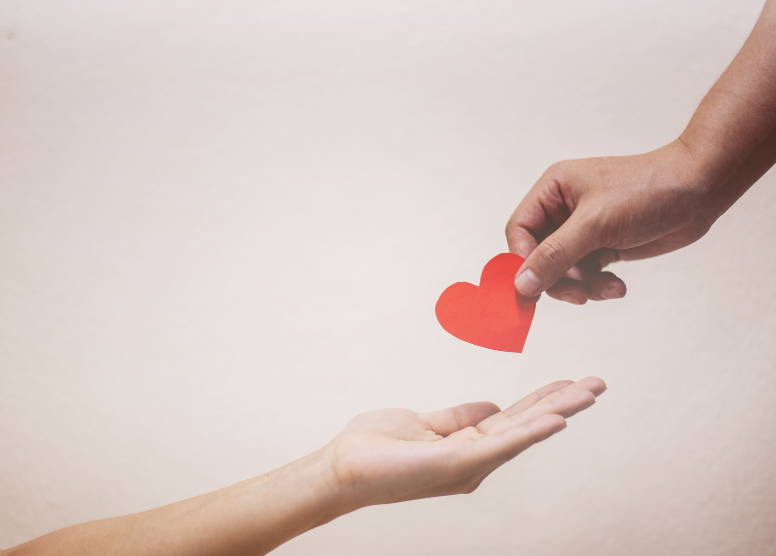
[420,402,501,437]
[514,211,602,297]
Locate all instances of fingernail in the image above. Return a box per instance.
[601,287,621,300]
[560,294,582,305]
[515,269,542,296]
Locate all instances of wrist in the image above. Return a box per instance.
[667,136,719,192]
[658,137,727,224]
[276,446,359,528]
[314,440,375,514]
[672,122,765,222]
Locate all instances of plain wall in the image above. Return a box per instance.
[2,1,776,554]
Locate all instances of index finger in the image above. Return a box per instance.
[476,380,574,433]
[485,377,607,437]
[505,172,572,258]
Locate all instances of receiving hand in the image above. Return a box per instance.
[327,377,606,508]
[7,378,607,556]
[505,140,713,304]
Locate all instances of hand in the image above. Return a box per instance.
[505,0,776,306]
[7,378,607,556]
[505,140,714,304]
[326,377,606,508]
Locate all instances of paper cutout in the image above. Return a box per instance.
[435,253,537,353]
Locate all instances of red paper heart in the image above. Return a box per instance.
[435,253,537,353]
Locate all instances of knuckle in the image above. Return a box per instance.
[451,405,464,431]
[504,220,517,242]
[544,392,567,411]
[546,160,571,178]
[578,206,622,248]
[535,238,568,271]
[576,206,608,236]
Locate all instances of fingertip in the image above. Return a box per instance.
[561,294,588,305]
[600,285,625,300]
[587,272,626,301]
[515,267,543,297]
[549,413,568,430]
[618,281,628,298]
[481,401,502,415]
[531,413,567,437]
[562,385,597,410]
[462,401,502,424]
[546,278,589,305]
[576,376,607,396]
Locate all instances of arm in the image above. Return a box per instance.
[506,0,776,304]
[3,378,606,556]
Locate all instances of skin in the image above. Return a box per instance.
[507,0,776,304]
[3,378,606,556]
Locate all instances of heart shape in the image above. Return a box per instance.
[435,253,538,353]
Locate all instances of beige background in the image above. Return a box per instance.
[2,1,776,553]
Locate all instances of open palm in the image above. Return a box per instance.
[328,377,606,508]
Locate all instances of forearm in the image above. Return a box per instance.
[679,0,776,216]
[5,382,605,554]
[5,448,349,556]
